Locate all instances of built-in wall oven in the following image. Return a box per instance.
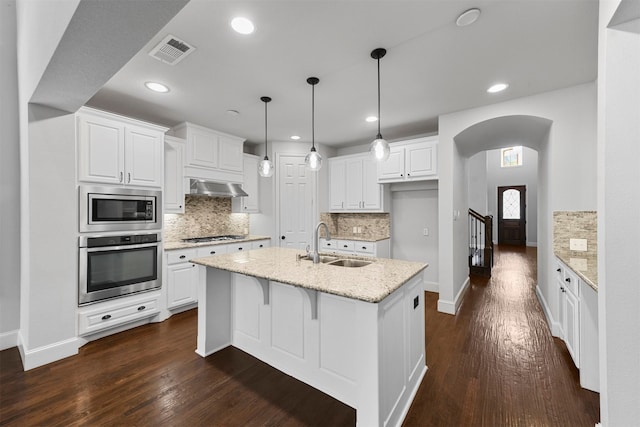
[78,232,162,305]
[79,185,161,233]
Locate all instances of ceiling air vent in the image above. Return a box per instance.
[148,35,195,65]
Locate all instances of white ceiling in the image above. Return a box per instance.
[86,0,598,148]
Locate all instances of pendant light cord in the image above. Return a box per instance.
[264,100,268,155]
[311,83,315,150]
[377,55,381,138]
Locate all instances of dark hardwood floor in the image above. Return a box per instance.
[0,245,599,426]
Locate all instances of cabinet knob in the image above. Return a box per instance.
[210,251,216,255]
[407,173,411,176]
[343,245,348,248]
[281,236,286,240]
[102,314,112,321]
[238,247,243,251]
[179,255,186,259]
[400,174,404,177]
[259,244,263,248]
[179,205,182,209]
[137,305,146,311]
[556,268,561,272]
[362,246,367,250]
[565,278,571,283]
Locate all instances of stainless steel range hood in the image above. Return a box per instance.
[189,179,248,197]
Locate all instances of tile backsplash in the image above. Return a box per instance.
[553,211,597,256]
[164,196,249,242]
[320,212,390,240]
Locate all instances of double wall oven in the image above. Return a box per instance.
[78,186,162,306]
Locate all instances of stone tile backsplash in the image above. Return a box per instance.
[553,211,597,256]
[320,212,390,240]
[164,196,249,242]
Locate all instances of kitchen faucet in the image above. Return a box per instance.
[310,222,331,264]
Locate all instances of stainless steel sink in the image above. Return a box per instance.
[299,254,339,263]
[327,259,372,268]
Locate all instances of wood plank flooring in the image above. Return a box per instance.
[0,245,599,426]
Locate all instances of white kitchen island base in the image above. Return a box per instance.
[196,266,426,427]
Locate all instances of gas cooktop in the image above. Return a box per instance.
[182,235,246,243]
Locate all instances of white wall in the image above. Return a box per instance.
[467,151,487,215]
[438,82,597,316]
[390,188,439,291]
[0,0,21,349]
[486,147,538,246]
[597,0,640,424]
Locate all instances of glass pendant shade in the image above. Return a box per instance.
[258,156,274,177]
[305,147,322,171]
[370,135,390,161]
[259,96,274,178]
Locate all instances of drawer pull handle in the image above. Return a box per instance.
[556,268,561,272]
[102,314,112,321]
[137,306,146,311]
[362,246,367,250]
[343,245,348,248]
[179,255,186,259]
[238,247,243,251]
[565,278,571,283]
[210,251,216,255]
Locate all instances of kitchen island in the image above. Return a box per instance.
[191,247,428,427]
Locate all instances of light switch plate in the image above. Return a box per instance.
[569,238,588,252]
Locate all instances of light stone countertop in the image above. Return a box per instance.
[164,235,271,251]
[556,250,598,291]
[322,235,390,242]
[190,247,428,303]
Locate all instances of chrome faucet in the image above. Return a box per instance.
[310,222,331,263]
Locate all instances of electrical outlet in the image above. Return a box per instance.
[423,227,429,236]
[569,238,588,252]
[353,226,357,234]
[357,227,362,234]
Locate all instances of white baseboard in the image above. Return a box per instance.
[527,241,538,247]
[0,329,19,351]
[437,277,470,315]
[423,280,439,293]
[18,332,80,371]
[535,285,561,337]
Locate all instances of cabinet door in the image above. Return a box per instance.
[125,126,163,187]
[167,262,199,308]
[405,142,436,179]
[556,279,565,338]
[377,146,405,182]
[362,157,382,210]
[242,155,259,212]
[164,138,185,213]
[345,158,364,210]
[564,289,580,368]
[329,158,346,211]
[78,114,125,184]
[187,128,219,169]
[218,135,244,172]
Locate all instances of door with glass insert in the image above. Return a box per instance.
[497,185,526,246]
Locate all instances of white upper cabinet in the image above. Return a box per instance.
[329,153,385,212]
[77,107,166,188]
[164,136,186,214]
[377,136,438,183]
[172,122,245,183]
[232,154,260,213]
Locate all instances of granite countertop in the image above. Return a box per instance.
[190,247,427,303]
[555,250,598,291]
[164,235,271,251]
[323,235,390,242]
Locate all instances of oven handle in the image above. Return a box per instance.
[83,242,160,252]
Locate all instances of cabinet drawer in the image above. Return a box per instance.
[336,240,355,252]
[355,242,375,255]
[321,239,338,251]
[196,245,228,257]
[563,267,579,296]
[167,248,197,265]
[78,294,160,336]
[226,242,250,252]
[251,240,270,249]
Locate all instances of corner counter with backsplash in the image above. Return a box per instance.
[550,210,599,393]
[162,195,271,314]
[318,212,391,257]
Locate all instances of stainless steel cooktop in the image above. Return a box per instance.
[181,235,246,243]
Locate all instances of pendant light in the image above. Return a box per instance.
[305,77,322,171]
[258,96,274,177]
[369,47,390,162]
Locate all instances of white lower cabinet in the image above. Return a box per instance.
[556,260,580,367]
[320,238,390,258]
[166,248,199,309]
[77,292,160,336]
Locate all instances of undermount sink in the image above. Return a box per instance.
[327,259,372,268]
[299,255,339,263]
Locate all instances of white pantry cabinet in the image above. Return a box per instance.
[77,107,167,188]
[377,136,437,183]
[232,154,260,213]
[172,122,245,183]
[164,136,186,214]
[329,153,385,212]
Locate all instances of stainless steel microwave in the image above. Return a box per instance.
[79,186,162,233]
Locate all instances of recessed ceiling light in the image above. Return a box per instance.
[487,83,509,93]
[456,8,481,27]
[290,135,301,140]
[226,109,240,116]
[365,116,378,122]
[144,81,169,93]
[231,17,254,35]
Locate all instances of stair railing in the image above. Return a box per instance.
[468,208,494,276]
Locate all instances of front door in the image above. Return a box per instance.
[497,185,526,246]
[278,155,315,249]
